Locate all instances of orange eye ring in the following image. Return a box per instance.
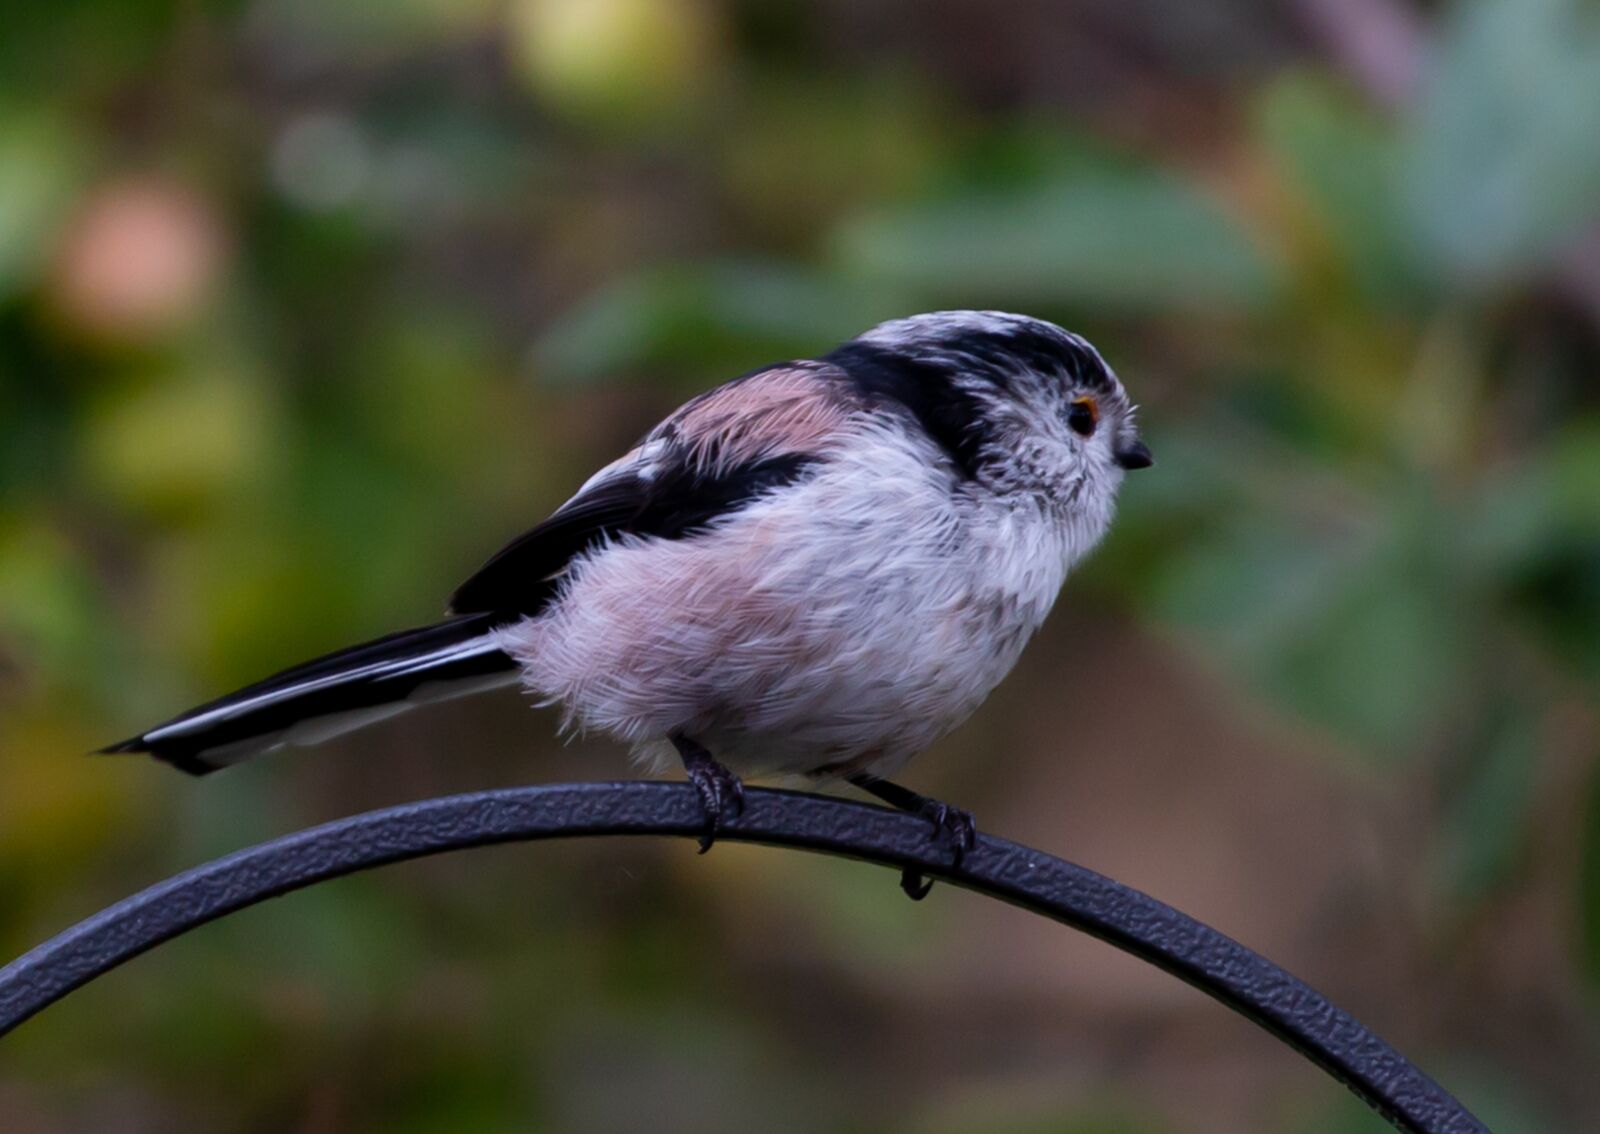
[1066,396,1099,437]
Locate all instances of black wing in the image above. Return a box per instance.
[448,452,819,615]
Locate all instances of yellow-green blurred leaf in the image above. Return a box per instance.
[0,107,89,299]
[80,369,279,523]
[508,0,721,128]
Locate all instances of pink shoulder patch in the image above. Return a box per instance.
[665,363,859,470]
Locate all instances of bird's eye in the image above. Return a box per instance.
[1066,396,1099,437]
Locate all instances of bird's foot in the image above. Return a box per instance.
[844,776,977,901]
[898,801,977,901]
[687,759,746,852]
[917,798,977,866]
[673,734,745,853]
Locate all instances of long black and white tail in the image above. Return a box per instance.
[101,613,519,775]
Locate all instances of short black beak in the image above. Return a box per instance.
[1114,439,1154,470]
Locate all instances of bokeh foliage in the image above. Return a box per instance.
[2,0,1598,1130]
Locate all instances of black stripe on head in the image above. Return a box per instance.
[936,326,1116,395]
[824,341,994,480]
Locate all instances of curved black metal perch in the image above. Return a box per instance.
[0,782,1486,1133]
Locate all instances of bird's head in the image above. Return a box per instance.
[842,310,1151,511]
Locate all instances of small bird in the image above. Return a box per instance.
[103,311,1151,880]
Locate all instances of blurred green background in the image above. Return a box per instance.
[2,0,1599,1130]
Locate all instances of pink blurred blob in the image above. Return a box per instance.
[50,176,226,342]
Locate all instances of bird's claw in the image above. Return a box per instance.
[921,800,977,865]
[898,801,977,901]
[686,758,745,853]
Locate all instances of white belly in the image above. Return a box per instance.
[498,436,1079,780]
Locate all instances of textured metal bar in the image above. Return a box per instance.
[0,782,1487,1133]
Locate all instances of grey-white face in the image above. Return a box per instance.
[851,310,1151,508]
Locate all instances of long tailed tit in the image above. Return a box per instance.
[104,310,1153,867]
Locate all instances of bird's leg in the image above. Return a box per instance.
[671,732,746,854]
[848,775,978,857]
[847,775,976,900]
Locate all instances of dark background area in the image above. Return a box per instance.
[2,0,1599,1130]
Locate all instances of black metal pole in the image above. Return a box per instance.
[0,782,1487,1133]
